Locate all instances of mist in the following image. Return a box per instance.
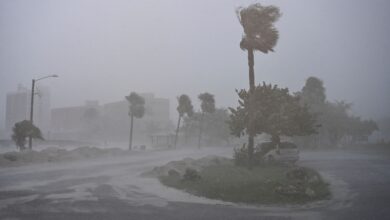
[1,0,390,127]
[1,1,390,219]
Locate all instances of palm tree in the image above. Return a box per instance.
[198,92,216,148]
[175,94,194,148]
[236,3,281,164]
[12,120,43,151]
[125,92,145,150]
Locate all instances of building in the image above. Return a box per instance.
[50,100,101,140]
[5,84,51,138]
[50,93,172,142]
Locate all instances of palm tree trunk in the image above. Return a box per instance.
[248,48,255,91]
[174,116,181,148]
[247,48,255,167]
[129,113,134,150]
[198,112,205,149]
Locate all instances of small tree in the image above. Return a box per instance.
[203,108,231,145]
[12,120,43,151]
[347,117,378,143]
[322,101,352,146]
[125,92,145,150]
[300,77,327,106]
[198,93,216,148]
[181,108,231,146]
[229,83,317,155]
[297,77,378,148]
[294,77,326,147]
[174,94,194,148]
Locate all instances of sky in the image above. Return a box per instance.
[1,0,390,129]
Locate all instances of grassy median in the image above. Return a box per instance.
[159,161,330,204]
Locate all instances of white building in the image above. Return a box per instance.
[50,93,172,142]
[5,84,51,138]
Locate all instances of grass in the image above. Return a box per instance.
[159,161,330,204]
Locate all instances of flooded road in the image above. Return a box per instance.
[1,147,389,220]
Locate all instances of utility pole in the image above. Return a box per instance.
[28,74,58,150]
[28,79,35,150]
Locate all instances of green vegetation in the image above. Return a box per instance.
[174,94,194,148]
[197,93,216,148]
[236,3,281,167]
[159,161,330,204]
[12,120,43,151]
[295,76,378,148]
[228,83,317,167]
[181,108,231,146]
[125,92,145,150]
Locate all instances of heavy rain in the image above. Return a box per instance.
[1,0,390,219]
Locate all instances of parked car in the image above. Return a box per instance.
[258,142,299,164]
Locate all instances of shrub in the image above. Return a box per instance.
[168,169,181,177]
[3,152,18,161]
[286,167,311,181]
[182,168,201,182]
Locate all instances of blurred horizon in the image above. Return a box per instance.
[1,0,390,130]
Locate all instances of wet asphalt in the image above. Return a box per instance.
[0,147,389,220]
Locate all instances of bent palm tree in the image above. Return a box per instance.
[236,3,281,165]
[198,93,216,149]
[125,92,145,150]
[175,94,194,148]
[12,120,43,151]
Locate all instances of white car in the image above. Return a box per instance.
[261,142,299,164]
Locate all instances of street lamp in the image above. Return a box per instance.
[28,74,58,149]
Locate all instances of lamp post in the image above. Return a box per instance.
[28,74,58,149]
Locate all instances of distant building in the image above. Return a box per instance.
[34,86,51,137]
[50,93,172,142]
[5,84,51,138]
[50,100,101,140]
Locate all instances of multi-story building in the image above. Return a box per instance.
[50,100,101,140]
[5,84,51,138]
[50,93,172,142]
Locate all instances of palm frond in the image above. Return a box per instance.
[237,3,281,53]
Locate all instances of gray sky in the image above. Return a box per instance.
[1,0,390,128]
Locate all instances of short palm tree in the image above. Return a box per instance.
[175,94,194,148]
[125,92,145,150]
[198,92,216,148]
[236,3,281,164]
[12,120,43,151]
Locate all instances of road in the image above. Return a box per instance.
[0,147,390,220]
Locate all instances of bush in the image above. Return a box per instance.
[182,168,201,182]
[3,152,18,161]
[168,169,181,177]
[286,167,310,181]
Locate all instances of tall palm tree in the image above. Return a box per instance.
[236,3,281,165]
[125,92,145,150]
[12,120,43,151]
[198,92,216,149]
[175,94,194,148]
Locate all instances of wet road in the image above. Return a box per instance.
[0,147,390,220]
